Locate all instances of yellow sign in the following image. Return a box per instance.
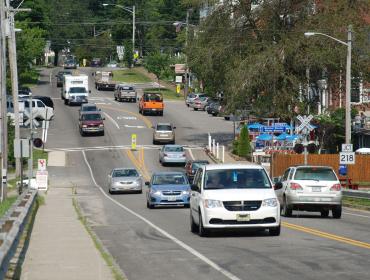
[131,134,137,150]
[176,84,181,94]
[83,59,87,67]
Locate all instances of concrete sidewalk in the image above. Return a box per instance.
[20,187,113,280]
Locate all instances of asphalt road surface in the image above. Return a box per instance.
[30,68,370,280]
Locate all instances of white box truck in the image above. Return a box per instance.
[62,74,90,105]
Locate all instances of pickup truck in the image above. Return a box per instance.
[93,71,116,91]
[114,84,137,102]
[139,92,164,116]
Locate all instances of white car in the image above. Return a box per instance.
[190,164,281,237]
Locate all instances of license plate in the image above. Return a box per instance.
[236,214,250,222]
[312,187,321,192]
[160,134,167,137]
[152,109,157,111]
[167,196,177,201]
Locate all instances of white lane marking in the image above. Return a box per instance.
[343,212,370,219]
[104,112,120,129]
[81,150,241,280]
[95,102,111,105]
[188,148,195,160]
[49,73,52,84]
[124,124,145,129]
[45,145,205,152]
[117,116,137,120]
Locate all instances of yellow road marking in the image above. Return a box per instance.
[125,149,150,181]
[282,222,370,250]
[99,104,152,128]
[139,148,151,179]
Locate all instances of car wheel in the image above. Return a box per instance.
[153,140,157,145]
[137,190,143,194]
[194,108,198,111]
[190,212,198,233]
[101,131,105,136]
[320,209,330,218]
[269,225,281,236]
[64,99,68,105]
[80,130,85,137]
[108,189,112,194]
[146,200,154,209]
[282,196,292,217]
[198,212,209,237]
[332,205,342,219]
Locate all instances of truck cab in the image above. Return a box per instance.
[139,92,164,116]
[93,71,116,91]
[62,74,90,105]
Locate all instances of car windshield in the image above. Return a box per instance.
[204,169,271,190]
[152,174,187,185]
[70,87,87,93]
[187,94,195,99]
[144,93,162,102]
[157,125,172,131]
[294,168,337,181]
[82,114,101,121]
[192,162,209,170]
[122,86,134,91]
[113,169,139,177]
[164,146,183,152]
[82,106,97,111]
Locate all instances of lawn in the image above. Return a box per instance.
[112,69,152,83]
[343,196,370,211]
[33,149,48,166]
[144,87,184,101]
[0,196,17,218]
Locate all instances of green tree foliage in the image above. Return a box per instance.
[8,119,15,167]
[144,51,170,82]
[124,41,134,68]
[237,125,251,158]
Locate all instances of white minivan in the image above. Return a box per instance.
[190,164,281,237]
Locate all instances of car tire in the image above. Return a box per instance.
[147,200,154,209]
[282,197,292,217]
[194,108,198,111]
[332,205,342,219]
[269,225,281,236]
[320,209,329,218]
[80,130,85,137]
[137,190,143,194]
[64,99,68,105]
[198,212,209,237]
[190,212,198,233]
[153,140,157,145]
[108,189,113,194]
[101,131,105,136]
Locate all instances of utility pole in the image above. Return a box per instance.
[132,5,135,56]
[184,9,189,99]
[345,25,352,144]
[28,93,33,188]
[0,0,8,202]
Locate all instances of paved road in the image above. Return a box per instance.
[31,68,370,280]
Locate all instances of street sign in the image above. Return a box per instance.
[296,115,314,134]
[175,76,182,83]
[341,144,353,152]
[36,170,48,190]
[14,139,30,158]
[23,110,39,127]
[176,84,181,94]
[339,152,355,165]
[38,159,47,171]
[131,134,137,150]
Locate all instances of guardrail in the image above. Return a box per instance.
[0,189,37,279]
[343,189,370,200]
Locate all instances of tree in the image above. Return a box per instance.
[144,51,170,88]
[238,126,251,158]
[124,40,133,68]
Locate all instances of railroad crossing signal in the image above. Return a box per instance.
[23,110,39,127]
[296,115,314,134]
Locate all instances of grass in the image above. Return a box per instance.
[112,69,152,83]
[145,87,183,100]
[72,196,126,280]
[0,195,18,218]
[343,196,370,211]
[20,68,41,88]
[33,149,48,166]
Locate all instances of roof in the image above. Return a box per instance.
[157,122,172,126]
[113,167,138,171]
[164,144,183,148]
[81,103,97,107]
[292,165,334,169]
[80,111,102,115]
[203,163,263,170]
[152,171,186,176]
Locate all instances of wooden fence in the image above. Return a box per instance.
[271,154,370,183]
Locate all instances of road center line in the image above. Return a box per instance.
[104,112,120,129]
[81,150,241,280]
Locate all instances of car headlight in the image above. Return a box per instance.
[182,190,190,195]
[151,190,161,195]
[82,125,87,128]
[204,199,223,208]
[262,198,278,207]
[99,124,104,127]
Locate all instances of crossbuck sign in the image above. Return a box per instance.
[23,110,39,127]
[296,115,314,134]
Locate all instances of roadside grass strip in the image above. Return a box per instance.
[112,69,152,83]
[282,222,370,250]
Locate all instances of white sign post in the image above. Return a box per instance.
[296,115,315,165]
[38,159,47,171]
[339,152,355,165]
[341,144,353,152]
[36,170,48,190]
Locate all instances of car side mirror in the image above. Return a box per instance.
[191,184,199,192]
[89,90,91,93]
[102,117,106,120]
[145,181,150,186]
[64,90,67,93]
[173,126,176,129]
[137,97,140,101]
[274,182,283,190]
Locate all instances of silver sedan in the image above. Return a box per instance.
[108,168,143,194]
[159,145,187,166]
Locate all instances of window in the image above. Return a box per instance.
[152,174,187,185]
[156,125,172,131]
[37,101,45,108]
[113,169,139,177]
[288,169,294,180]
[193,169,203,191]
[294,168,337,181]
[82,114,102,121]
[282,169,290,181]
[204,169,271,190]
[164,146,183,152]
[70,87,87,93]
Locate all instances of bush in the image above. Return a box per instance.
[237,126,251,158]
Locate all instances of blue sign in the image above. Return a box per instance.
[339,165,347,176]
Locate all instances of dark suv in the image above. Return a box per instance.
[79,112,105,136]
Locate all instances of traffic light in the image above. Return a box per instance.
[307,143,317,154]
[33,138,43,148]
[293,143,304,154]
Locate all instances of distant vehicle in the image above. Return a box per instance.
[91,58,102,67]
[276,165,342,218]
[207,101,222,116]
[107,61,118,68]
[153,123,176,144]
[204,98,216,112]
[55,70,72,87]
[187,93,207,108]
[159,145,186,166]
[145,172,191,208]
[185,160,209,183]
[193,96,209,111]
[114,84,137,102]
[18,87,32,97]
[22,98,54,121]
[33,96,54,110]
[79,111,105,136]
[139,92,164,116]
[64,59,77,69]
[79,103,100,117]
[93,71,116,91]
[190,164,281,237]
[108,168,143,194]
[62,74,90,105]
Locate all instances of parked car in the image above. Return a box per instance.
[190,164,281,237]
[107,61,118,68]
[108,168,143,194]
[185,160,210,183]
[204,98,217,112]
[18,87,32,97]
[146,172,191,208]
[90,58,102,67]
[79,111,105,136]
[33,96,54,110]
[21,98,54,121]
[79,103,100,117]
[153,123,176,144]
[159,145,186,166]
[55,70,72,87]
[193,96,209,111]
[186,93,206,107]
[207,101,221,116]
[276,165,342,218]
